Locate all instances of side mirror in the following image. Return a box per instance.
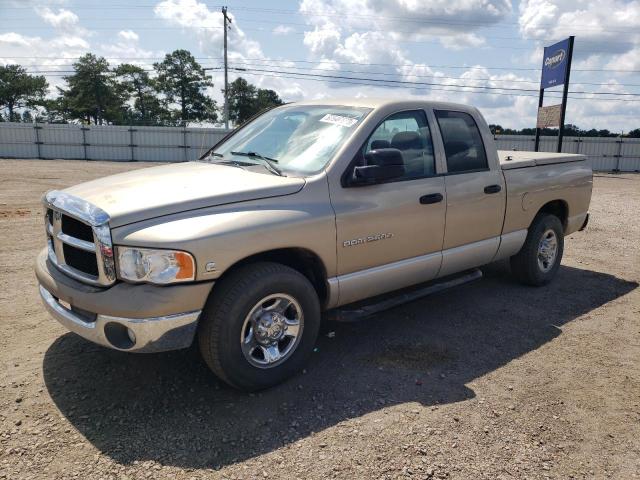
[352,148,405,184]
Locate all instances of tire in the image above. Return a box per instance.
[198,262,321,391]
[510,213,564,286]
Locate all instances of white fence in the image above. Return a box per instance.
[0,122,229,163]
[0,122,639,171]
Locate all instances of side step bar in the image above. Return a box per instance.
[327,268,483,322]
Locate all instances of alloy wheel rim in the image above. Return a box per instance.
[240,293,304,369]
[537,229,558,273]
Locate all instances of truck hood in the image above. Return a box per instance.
[63,162,305,227]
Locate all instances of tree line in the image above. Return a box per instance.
[0,50,283,126]
[489,124,640,138]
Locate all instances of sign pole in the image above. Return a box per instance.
[534,88,544,152]
[556,35,575,153]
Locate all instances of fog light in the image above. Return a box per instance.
[104,322,136,349]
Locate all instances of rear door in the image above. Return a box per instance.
[433,109,506,277]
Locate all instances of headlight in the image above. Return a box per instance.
[116,247,195,284]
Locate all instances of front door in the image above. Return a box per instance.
[328,109,447,305]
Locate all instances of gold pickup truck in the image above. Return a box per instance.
[35,99,592,390]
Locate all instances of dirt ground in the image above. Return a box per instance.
[0,159,639,480]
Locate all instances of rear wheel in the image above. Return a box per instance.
[198,262,321,391]
[510,213,564,286]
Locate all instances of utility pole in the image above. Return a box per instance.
[222,6,231,129]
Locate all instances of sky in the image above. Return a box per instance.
[0,0,639,131]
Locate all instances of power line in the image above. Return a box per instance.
[6,55,640,74]
[226,66,640,97]
[0,23,634,53]
[21,65,640,97]
[19,64,638,100]
[0,17,634,47]
[228,61,640,88]
[227,69,640,102]
[229,58,640,74]
[225,5,640,33]
[1,2,637,33]
[16,60,640,89]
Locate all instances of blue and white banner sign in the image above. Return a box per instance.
[541,38,570,89]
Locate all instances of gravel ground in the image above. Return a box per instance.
[0,159,639,480]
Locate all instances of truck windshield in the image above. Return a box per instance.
[206,105,371,175]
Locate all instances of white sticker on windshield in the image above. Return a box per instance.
[319,114,358,128]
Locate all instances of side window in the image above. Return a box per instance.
[363,110,435,179]
[435,110,488,173]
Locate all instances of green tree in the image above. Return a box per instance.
[255,87,284,113]
[0,65,48,122]
[154,50,217,125]
[59,53,124,124]
[43,96,74,124]
[626,128,640,138]
[228,77,284,125]
[228,77,257,125]
[114,63,168,125]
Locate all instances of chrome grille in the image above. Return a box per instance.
[44,191,116,287]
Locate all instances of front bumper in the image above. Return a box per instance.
[39,285,200,352]
[35,248,214,353]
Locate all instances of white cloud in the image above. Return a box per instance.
[296,0,514,99]
[35,6,92,40]
[0,32,89,64]
[289,0,640,131]
[0,32,34,48]
[303,25,341,57]
[439,33,486,51]
[154,0,264,59]
[273,25,295,36]
[153,0,307,104]
[607,46,640,71]
[118,30,140,42]
[101,30,161,67]
[299,0,511,50]
[3,0,637,132]
[37,7,79,30]
[0,31,90,94]
[519,0,640,63]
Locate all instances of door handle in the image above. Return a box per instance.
[419,193,443,204]
[484,184,502,194]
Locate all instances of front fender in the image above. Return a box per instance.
[111,177,337,281]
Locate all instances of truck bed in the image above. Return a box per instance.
[498,150,586,170]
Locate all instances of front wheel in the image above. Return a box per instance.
[198,262,321,391]
[510,213,564,286]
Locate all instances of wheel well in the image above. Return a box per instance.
[537,200,568,231]
[222,248,329,306]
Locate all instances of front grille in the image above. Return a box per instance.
[61,215,94,242]
[43,191,115,286]
[63,243,99,276]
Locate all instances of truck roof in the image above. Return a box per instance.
[291,97,473,111]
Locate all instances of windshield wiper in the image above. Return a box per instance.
[217,160,251,170]
[200,151,224,163]
[230,151,284,176]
